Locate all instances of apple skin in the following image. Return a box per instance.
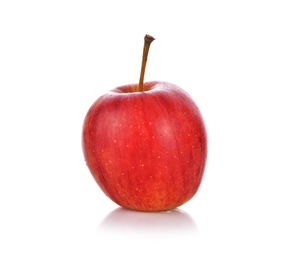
[82,81,207,211]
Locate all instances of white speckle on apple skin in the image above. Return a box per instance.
[113,139,117,143]
[126,144,129,148]
[157,155,160,158]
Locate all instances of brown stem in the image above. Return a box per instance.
[138,34,155,92]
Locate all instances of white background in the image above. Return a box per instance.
[0,0,299,272]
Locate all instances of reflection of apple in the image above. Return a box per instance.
[82,35,207,211]
[100,208,198,234]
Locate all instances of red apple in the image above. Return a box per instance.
[82,35,207,211]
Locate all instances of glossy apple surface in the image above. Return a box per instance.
[82,81,207,211]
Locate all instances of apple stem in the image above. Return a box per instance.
[138,34,155,92]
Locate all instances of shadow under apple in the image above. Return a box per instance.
[99,207,198,235]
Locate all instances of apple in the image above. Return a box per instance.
[82,35,207,211]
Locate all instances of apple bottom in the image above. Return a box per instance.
[95,158,203,212]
